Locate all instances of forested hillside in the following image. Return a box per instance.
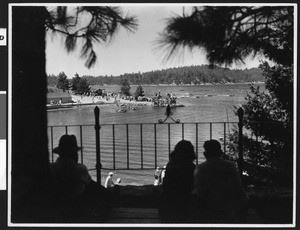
[48,64,263,86]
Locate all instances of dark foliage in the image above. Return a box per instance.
[94,89,103,96]
[160,6,294,186]
[47,74,58,86]
[56,71,69,92]
[71,74,91,95]
[45,6,138,68]
[119,78,131,96]
[134,85,145,98]
[159,6,293,67]
[243,64,293,141]
[70,73,81,92]
[226,63,293,186]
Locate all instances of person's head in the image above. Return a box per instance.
[53,134,82,163]
[203,139,223,159]
[109,172,114,177]
[170,140,196,163]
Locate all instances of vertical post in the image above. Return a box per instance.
[196,123,198,165]
[112,124,116,170]
[126,124,129,169]
[238,108,244,176]
[80,125,83,163]
[223,123,226,155]
[168,123,171,158]
[154,124,157,168]
[140,124,143,169]
[94,106,102,185]
[50,126,54,163]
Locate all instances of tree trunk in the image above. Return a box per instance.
[12,6,49,202]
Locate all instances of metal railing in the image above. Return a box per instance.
[48,106,246,184]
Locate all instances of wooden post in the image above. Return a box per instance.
[94,106,102,185]
[237,108,244,176]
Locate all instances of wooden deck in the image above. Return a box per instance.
[106,207,160,223]
[103,185,292,224]
[105,207,263,224]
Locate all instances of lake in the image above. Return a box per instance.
[47,83,265,185]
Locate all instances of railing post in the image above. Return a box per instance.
[80,125,83,163]
[50,126,54,163]
[94,106,102,185]
[237,108,244,176]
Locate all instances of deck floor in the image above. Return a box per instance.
[106,207,160,223]
[105,207,263,224]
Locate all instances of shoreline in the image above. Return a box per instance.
[47,99,114,111]
[47,83,265,111]
[95,81,265,87]
[47,95,154,111]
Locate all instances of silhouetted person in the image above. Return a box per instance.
[116,178,121,185]
[154,167,162,186]
[160,165,166,183]
[193,140,248,223]
[158,140,197,223]
[50,134,110,222]
[51,135,91,199]
[105,172,115,188]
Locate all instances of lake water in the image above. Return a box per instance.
[47,83,265,185]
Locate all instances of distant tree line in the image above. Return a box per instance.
[47,65,263,86]
[51,71,91,95]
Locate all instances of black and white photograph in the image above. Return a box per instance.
[1,2,297,228]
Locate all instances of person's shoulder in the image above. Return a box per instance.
[75,163,89,173]
[194,161,208,173]
[219,158,238,171]
[76,162,88,168]
[222,158,236,166]
[50,158,66,170]
[197,160,209,168]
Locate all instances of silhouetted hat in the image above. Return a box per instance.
[53,134,82,156]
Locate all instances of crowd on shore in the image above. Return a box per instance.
[47,91,181,112]
[73,91,179,107]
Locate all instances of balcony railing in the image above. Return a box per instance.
[48,105,286,185]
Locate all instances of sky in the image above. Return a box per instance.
[46,5,265,78]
